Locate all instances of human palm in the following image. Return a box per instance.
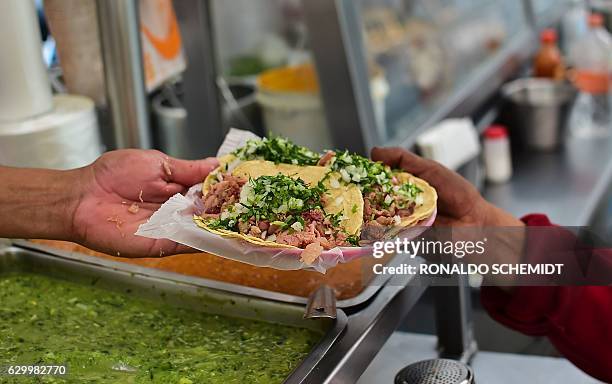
[71,149,217,257]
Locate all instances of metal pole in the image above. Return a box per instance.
[96,0,151,149]
[172,0,224,159]
[434,276,478,363]
[303,0,378,155]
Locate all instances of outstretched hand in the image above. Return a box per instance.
[71,149,218,257]
[371,147,522,227]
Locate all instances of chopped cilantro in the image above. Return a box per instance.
[351,204,358,214]
[329,150,393,192]
[207,174,327,232]
[232,136,321,165]
[346,234,360,246]
[326,212,343,227]
[397,182,423,200]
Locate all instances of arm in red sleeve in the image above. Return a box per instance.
[481,214,612,383]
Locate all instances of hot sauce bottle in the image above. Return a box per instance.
[534,29,565,80]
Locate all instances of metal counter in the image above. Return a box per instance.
[484,136,612,226]
[12,239,407,311]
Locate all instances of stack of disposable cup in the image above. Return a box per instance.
[0,0,102,169]
[0,95,102,169]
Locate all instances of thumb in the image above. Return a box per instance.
[371,147,434,177]
[167,157,219,187]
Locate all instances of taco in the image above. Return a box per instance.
[194,137,437,263]
[325,150,437,241]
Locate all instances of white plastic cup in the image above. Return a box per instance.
[0,0,53,122]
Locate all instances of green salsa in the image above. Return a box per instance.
[0,274,320,384]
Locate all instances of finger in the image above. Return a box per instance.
[145,239,202,258]
[371,147,435,176]
[130,182,186,204]
[165,157,219,187]
[147,240,199,258]
[372,147,481,219]
[155,182,187,199]
[172,244,201,255]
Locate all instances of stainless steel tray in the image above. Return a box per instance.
[11,239,406,309]
[0,244,347,384]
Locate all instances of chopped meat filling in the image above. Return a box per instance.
[202,175,246,214]
[274,208,353,250]
[200,172,355,257]
[317,151,336,166]
[300,242,324,265]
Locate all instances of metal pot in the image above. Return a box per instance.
[501,78,576,152]
[152,90,190,159]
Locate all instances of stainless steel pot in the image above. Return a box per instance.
[501,78,576,151]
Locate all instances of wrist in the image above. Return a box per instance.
[0,166,86,241]
[59,167,90,243]
[483,201,524,228]
[32,167,86,241]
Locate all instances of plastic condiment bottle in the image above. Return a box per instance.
[483,125,512,184]
[534,29,565,80]
[568,13,612,138]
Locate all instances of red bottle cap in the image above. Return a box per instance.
[589,13,604,27]
[540,29,557,44]
[484,125,508,140]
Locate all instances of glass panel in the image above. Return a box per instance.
[356,0,529,144]
[210,0,335,152]
[532,0,573,25]
[532,0,559,19]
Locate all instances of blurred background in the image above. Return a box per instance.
[0,0,611,382]
[3,0,608,247]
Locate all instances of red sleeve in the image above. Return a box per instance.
[481,214,612,383]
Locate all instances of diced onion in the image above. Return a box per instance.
[415,195,424,205]
[340,169,351,183]
[330,178,340,189]
[275,204,288,213]
[239,185,253,204]
[291,222,304,232]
